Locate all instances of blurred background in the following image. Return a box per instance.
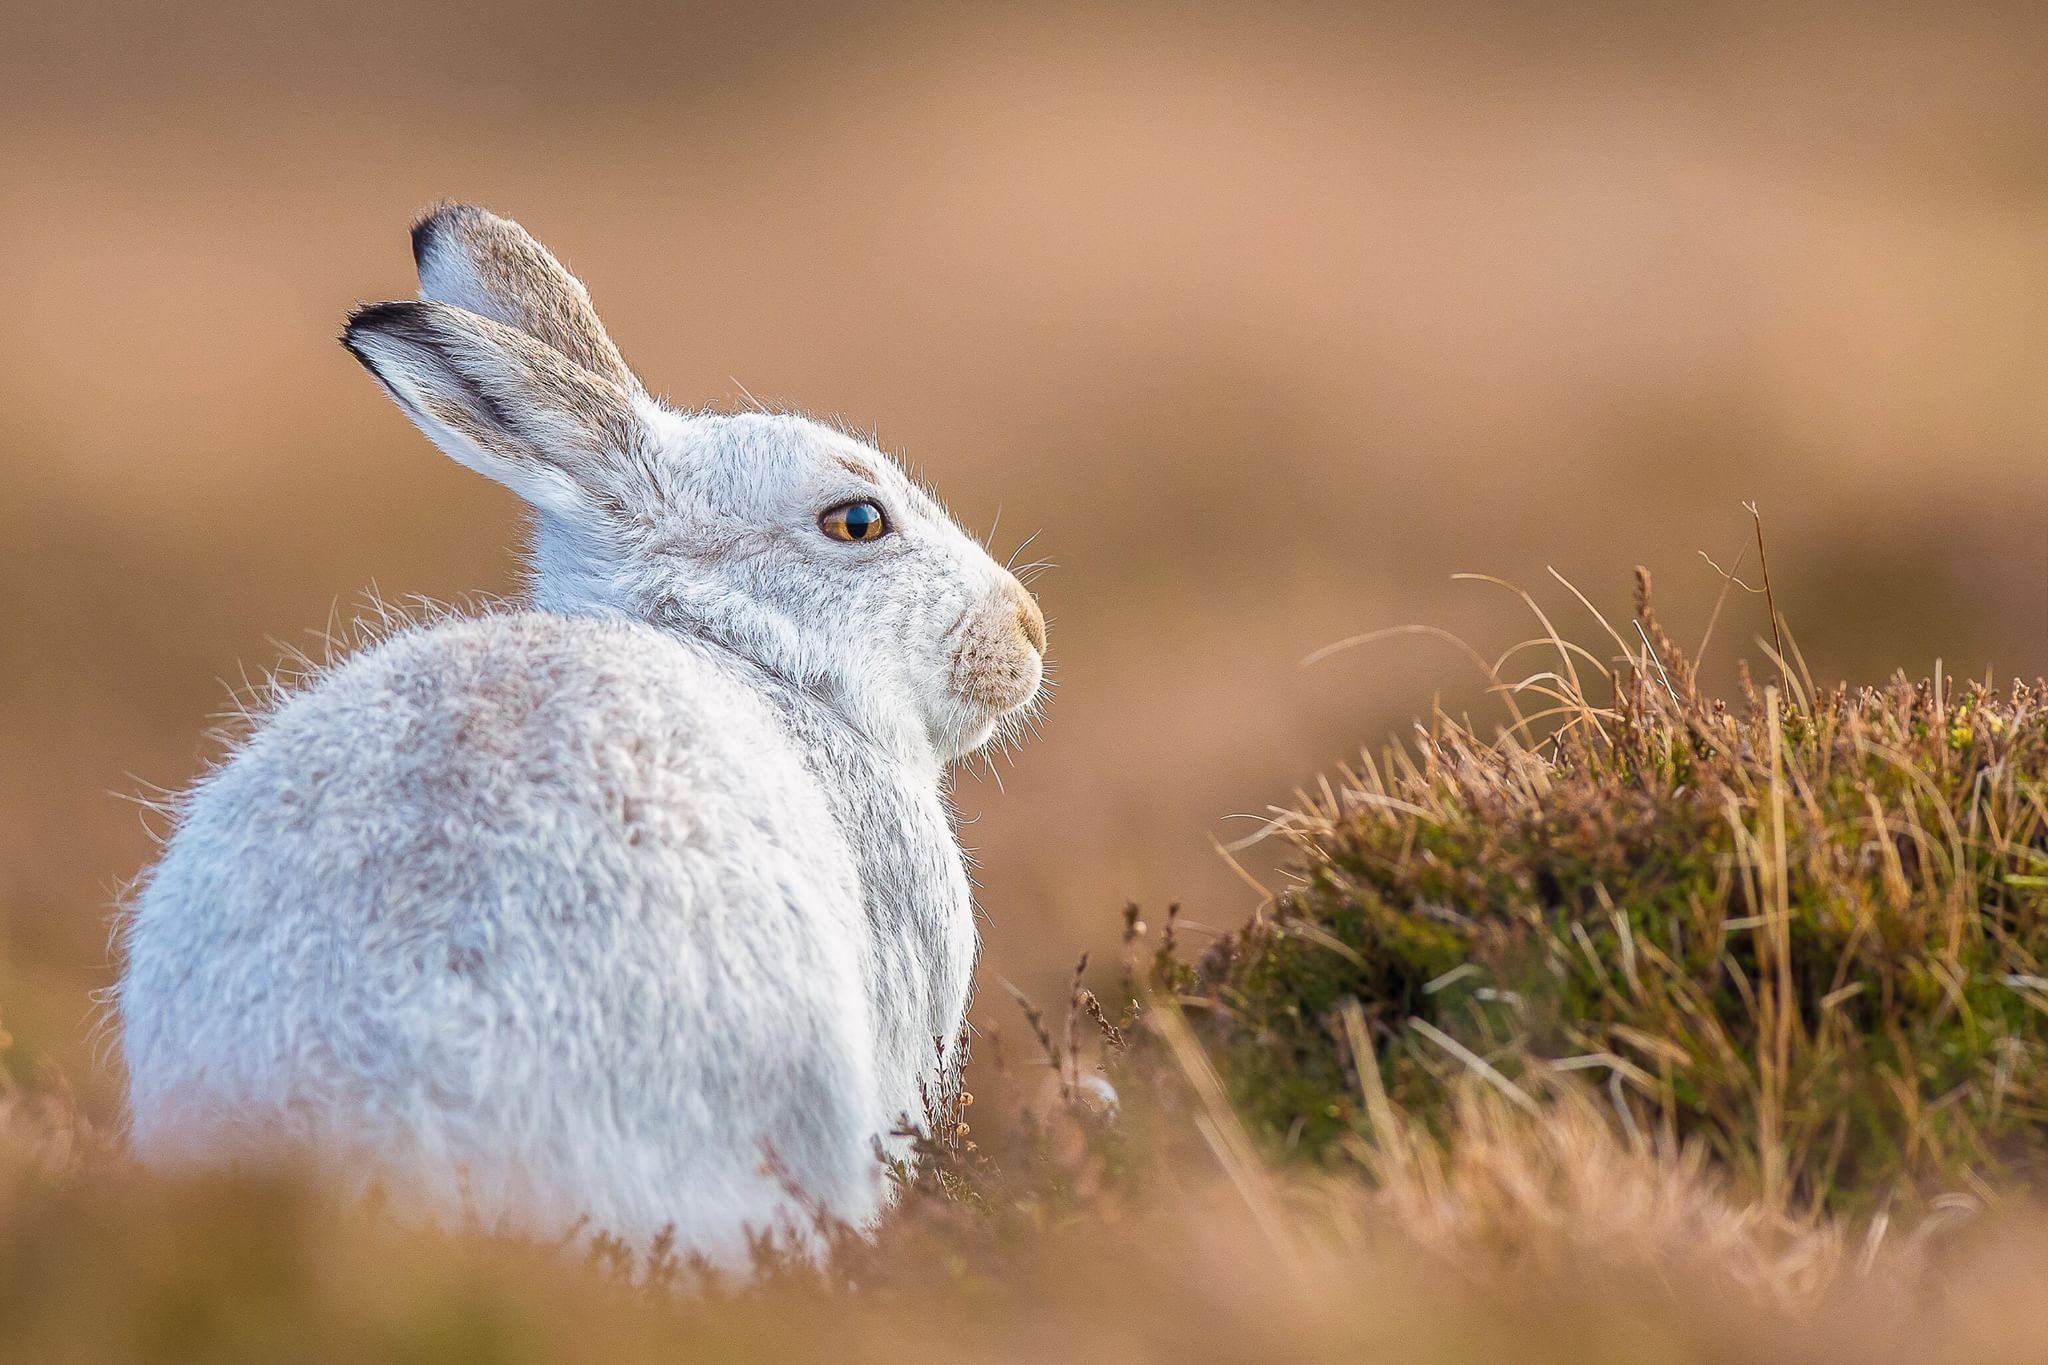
[5,1,2048,1119]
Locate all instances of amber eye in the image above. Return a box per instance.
[820,500,889,543]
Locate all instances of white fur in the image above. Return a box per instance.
[115,208,1045,1260]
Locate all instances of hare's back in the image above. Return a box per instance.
[122,610,870,1179]
[226,610,836,878]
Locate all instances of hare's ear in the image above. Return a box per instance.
[342,300,643,520]
[410,203,642,394]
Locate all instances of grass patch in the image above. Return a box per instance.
[1156,569,2048,1214]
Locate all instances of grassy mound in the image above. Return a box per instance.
[1159,570,2048,1213]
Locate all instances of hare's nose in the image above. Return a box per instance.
[1013,586,1047,655]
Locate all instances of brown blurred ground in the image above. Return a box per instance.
[5,1,2048,1116]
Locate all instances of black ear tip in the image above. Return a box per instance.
[408,217,439,270]
[409,202,458,268]
[409,200,492,268]
[340,300,433,357]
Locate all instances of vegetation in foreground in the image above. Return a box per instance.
[5,569,2048,1362]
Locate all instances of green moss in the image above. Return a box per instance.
[1155,578,2048,1213]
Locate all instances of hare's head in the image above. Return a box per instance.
[343,205,1044,765]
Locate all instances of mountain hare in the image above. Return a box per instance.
[115,205,1047,1258]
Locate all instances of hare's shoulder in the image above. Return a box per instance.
[241,610,810,806]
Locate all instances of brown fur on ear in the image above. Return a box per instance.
[341,300,641,508]
[411,203,642,395]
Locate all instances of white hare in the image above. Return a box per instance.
[115,205,1046,1258]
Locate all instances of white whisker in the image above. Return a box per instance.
[1005,530,1042,573]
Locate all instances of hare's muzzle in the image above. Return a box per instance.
[950,578,1045,716]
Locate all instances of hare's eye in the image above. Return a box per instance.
[820,500,890,543]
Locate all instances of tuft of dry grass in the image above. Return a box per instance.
[5,1044,2048,1364]
[1160,568,2048,1218]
